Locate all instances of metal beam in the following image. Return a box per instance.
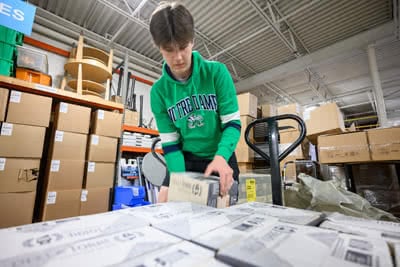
[235,22,394,92]
[367,44,388,127]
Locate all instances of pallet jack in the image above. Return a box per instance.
[244,114,306,206]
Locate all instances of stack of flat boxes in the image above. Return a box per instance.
[0,89,51,227]
[83,109,122,215]
[40,102,91,221]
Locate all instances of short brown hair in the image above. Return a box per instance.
[149,2,194,47]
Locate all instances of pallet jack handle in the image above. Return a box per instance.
[244,114,306,206]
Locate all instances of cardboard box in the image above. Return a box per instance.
[45,159,85,190]
[124,109,139,127]
[0,211,150,257]
[279,130,309,159]
[6,90,52,127]
[367,127,400,161]
[0,88,9,122]
[193,214,279,251]
[54,102,91,134]
[318,132,371,164]
[80,187,110,215]
[0,226,182,266]
[41,189,82,221]
[0,191,36,228]
[87,135,118,162]
[277,103,303,131]
[0,123,45,158]
[84,162,115,188]
[228,202,324,226]
[152,208,249,240]
[91,109,123,138]
[304,103,345,144]
[49,130,88,160]
[236,115,254,162]
[260,103,277,118]
[237,93,257,118]
[0,158,40,193]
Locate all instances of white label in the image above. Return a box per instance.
[81,190,88,202]
[97,110,105,120]
[1,123,13,136]
[54,131,64,142]
[10,91,21,103]
[132,187,139,197]
[91,135,99,145]
[87,162,96,173]
[47,192,57,204]
[303,110,311,121]
[35,84,57,93]
[60,102,68,113]
[50,160,60,172]
[0,158,5,171]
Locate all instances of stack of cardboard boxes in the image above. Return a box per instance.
[0,89,51,227]
[83,109,122,215]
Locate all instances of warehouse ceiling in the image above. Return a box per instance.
[29,0,400,128]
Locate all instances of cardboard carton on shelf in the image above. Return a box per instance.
[367,127,400,161]
[0,88,9,122]
[6,90,52,127]
[84,162,115,188]
[318,131,371,164]
[0,123,46,158]
[0,191,36,228]
[49,130,88,160]
[260,103,277,118]
[237,92,257,118]
[87,135,118,162]
[41,189,82,221]
[277,103,303,131]
[79,187,111,216]
[44,159,85,190]
[54,102,91,134]
[91,109,123,138]
[0,158,40,193]
[124,109,139,127]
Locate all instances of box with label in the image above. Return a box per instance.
[0,211,150,258]
[49,130,88,160]
[80,187,110,216]
[0,191,36,228]
[117,201,214,225]
[54,102,91,134]
[318,132,371,164]
[84,162,115,188]
[193,214,279,251]
[238,173,272,204]
[124,109,139,127]
[0,88,9,122]
[91,109,123,138]
[228,202,324,226]
[152,208,250,241]
[114,241,217,267]
[6,90,52,127]
[304,103,345,144]
[235,115,254,162]
[277,103,303,131]
[367,127,400,161]
[45,159,85,190]
[0,226,182,266]
[0,158,40,193]
[41,189,82,221]
[87,135,118,162]
[237,92,257,118]
[260,103,277,118]
[0,123,45,158]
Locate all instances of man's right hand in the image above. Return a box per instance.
[158,186,169,203]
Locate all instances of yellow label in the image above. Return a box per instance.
[245,178,256,202]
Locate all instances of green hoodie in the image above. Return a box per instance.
[151,51,241,172]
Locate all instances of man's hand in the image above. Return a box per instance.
[204,155,234,196]
[158,186,169,203]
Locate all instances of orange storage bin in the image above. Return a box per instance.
[16,67,51,86]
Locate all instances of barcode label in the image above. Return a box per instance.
[1,123,13,136]
[10,91,21,103]
[60,102,68,113]
[98,110,105,120]
[0,158,5,171]
[50,160,60,172]
[246,178,257,202]
[91,135,99,145]
[81,190,88,202]
[55,131,64,142]
[87,162,95,172]
[47,192,57,204]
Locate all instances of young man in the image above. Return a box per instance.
[149,2,241,202]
